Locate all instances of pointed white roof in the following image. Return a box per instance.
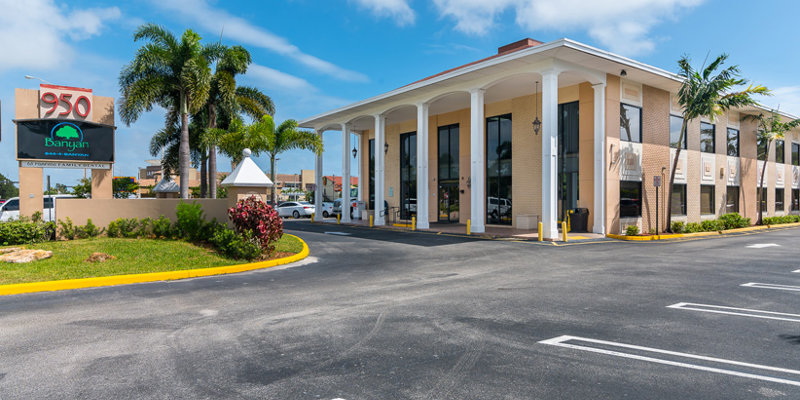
[220,149,274,188]
[152,176,179,193]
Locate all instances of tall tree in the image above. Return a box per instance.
[119,24,221,198]
[201,44,274,198]
[665,54,769,231]
[742,111,800,225]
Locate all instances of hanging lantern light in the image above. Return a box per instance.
[532,80,541,135]
[352,146,357,159]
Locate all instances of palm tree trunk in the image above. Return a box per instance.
[208,102,218,199]
[270,154,277,205]
[758,146,769,225]
[665,119,688,232]
[200,154,208,198]
[179,94,190,199]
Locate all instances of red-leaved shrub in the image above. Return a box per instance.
[228,196,283,256]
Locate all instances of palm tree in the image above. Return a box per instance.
[216,115,322,204]
[119,24,221,198]
[742,111,800,225]
[665,54,769,231]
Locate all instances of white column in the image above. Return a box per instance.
[416,102,430,229]
[470,88,486,233]
[592,83,607,234]
[341,123,351,223]
[541,70,559,240]
[374,114,386,225]
[314,130,324,222]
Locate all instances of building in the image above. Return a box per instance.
[299,38,800,239]
[137,160,230,197]
[271,169,317,201]
[322,176,359,201]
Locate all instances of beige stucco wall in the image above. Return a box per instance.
[56,198,232,228]
[605,75,622,234]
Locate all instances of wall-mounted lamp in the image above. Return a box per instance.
[609,144,616,165]
[384,142,389,154]
[352,146,357,159]
[532,80,541,135]
[466,177,471,189]
[620,69,627,77]
[720,167,725,179]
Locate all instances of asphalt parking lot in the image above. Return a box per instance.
[1,222,800,399]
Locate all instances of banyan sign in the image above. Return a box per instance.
[16,119,114,162]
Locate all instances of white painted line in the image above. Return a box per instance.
[741,283,800,292]
[747,243,780,248]
[539,335,800,387]
[792,269,800,273]
[324,232,352,236]
[668,302,800,323]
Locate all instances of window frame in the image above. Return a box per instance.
[727,127,740,157]
[619,103,642,143]
[792,188,800,211]
[776,188,785,212]
[700,185,715,215]
[700,122,716,153]
[776,139,785,164]
[669,115,687,149]
[793,142,800,166]
[619,180,642,218]
[726,186,740,214]
[671,183,687,216]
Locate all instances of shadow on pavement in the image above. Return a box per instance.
[283,220,488,247]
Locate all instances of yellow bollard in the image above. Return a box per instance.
[311,212,315,222]
[411,216,416,231]
[369,215,374,228]
[337,214,340,224]
[538,222,543,242]
[467,219,471,235]
[562,221,568,242]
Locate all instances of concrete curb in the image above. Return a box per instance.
[607,222,800,241]
[0,234,309,297]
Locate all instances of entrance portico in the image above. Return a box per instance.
[300,39,635,240]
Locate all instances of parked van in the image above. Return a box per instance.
[0,194,76,222]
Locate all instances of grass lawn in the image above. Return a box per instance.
[0,235,303,285]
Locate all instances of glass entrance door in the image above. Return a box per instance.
[558,101,579,221]
[438,183,459,222]
[399,131,417,220]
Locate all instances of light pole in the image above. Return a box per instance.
[24,75,52,84]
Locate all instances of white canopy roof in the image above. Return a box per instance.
[220,149,274,188]
[152,176,179,193]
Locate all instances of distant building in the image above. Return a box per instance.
[137,159,225,197]
[322,175,358,201]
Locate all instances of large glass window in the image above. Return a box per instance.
[620,104,642,143]
[670,115,687,149]
[620,181,642,218]
[793,189,800,211]
[758,138,768,161]
[486,114,512,225]
[669,115,689,149]
[701,185,715,215]
[399,132,417,220]
[438,124,459,182]
[776,188,785,212]
[726,186,739,214]
[727,128,740,157]
[672,184,687,216]
[793,143,800,166]
[368,139,375,209]
[700,122,715,153]
[776,140,785,164]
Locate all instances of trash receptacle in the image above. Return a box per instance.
[571,208,590,232]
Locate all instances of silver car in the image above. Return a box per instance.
[276,201,315,219]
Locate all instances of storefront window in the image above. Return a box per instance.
[399,132,417,220]
[486,114,512,225]
[792,189,800,211]
[701,185,715,215]
[620,181,642,218]
[726,186,739,214]
[776,188,785,212]
[672,184,687,216]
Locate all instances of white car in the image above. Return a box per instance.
[0,194,76,222]
[320,202,334,218]
[276,201,315,219]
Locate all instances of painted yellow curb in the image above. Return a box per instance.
[607,222,800,241]
[0,234,309,297]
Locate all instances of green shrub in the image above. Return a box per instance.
[684,222,702,233]
[720,213,750,230]
[175,201,205,241]
[58,217,78,240]
[80,218,104,238]
[107,218,141,238]
[671,221,685,234]
[209,227,262,260]
[150,216,173,239]
[625,225,639,236]
[136,217,153,238]
[0,220,51,245]
[700,219,725,232]
[31,211,43,222]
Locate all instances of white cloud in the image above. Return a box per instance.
[764,86,800,118]
[0,0,120,71]
[350,0,416,26]
[247,64,315,92]
[152,0,369,83]
[432,0,704,56]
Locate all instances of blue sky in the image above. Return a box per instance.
[1,0,799,189]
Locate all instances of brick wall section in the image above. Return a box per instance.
[739,117,759,221]
[640,85,670,233]
[605,75,622,234]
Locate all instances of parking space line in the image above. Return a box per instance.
[792,269,800,273]
[741,283,800,292]
[539,335,800,387]
[667,302,800,323]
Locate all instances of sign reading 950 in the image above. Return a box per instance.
[38,84,93,121]
[17,119,114,163]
